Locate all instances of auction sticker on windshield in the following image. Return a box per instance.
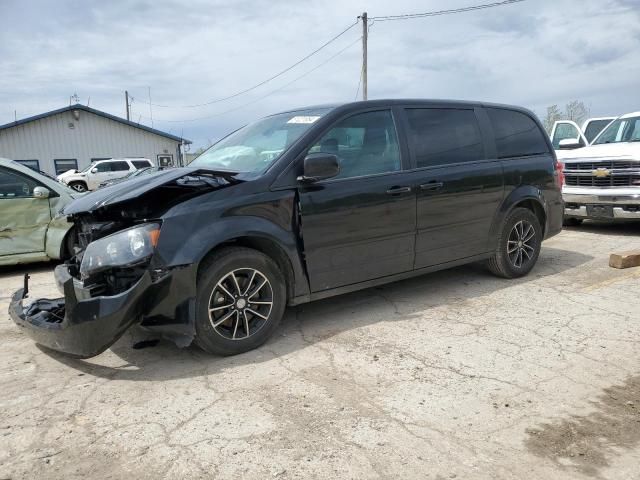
[287,116,321,124]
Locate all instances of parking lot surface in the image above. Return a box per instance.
[1,223,639,480]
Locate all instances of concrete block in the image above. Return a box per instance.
[609,251,640,269]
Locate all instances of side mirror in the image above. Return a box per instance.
[33,186,50,199]
[90,168,98,173]
[298,153,340,183]
[558,138,583,150]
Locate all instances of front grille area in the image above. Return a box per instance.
[564,159,640,188]
[564,161,635,170]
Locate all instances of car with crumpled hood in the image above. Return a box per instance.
[1,158,80,266]
[8,100,563,359]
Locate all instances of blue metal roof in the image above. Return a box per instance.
[0,104,191,144]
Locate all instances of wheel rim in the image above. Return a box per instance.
[72,183,86,192]
[207,268,273,340]
[507,220,536,269]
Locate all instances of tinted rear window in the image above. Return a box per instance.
[486,108,549,159]
[132,160,152,169]
[405,108,484,168]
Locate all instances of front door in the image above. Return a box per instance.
[550,120,587,149]
[0,166,51,256]
[400,107,504,268]
[298,109,417,293]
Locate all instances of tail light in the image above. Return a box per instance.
[555,160,565,188]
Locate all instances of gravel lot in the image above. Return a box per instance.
[1,223,639,480]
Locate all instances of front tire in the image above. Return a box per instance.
[68,181,87,193]
[488,207,542,279]
[194,247,286,356]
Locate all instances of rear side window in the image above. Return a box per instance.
[132,160,152,169]
[110,161,130,171]
[486,108,549,159]
[404,108,484,168]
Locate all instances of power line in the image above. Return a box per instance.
[371,0,526,21]
[139,36,362,124]
[131,20,359,109]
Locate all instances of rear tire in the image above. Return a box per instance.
[563,217,583,227]
[488,207,542,279]
[194,247,286,356]
[68,181,87,193]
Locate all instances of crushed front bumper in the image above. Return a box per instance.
[9,266,153,358]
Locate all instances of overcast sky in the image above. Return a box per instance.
[1,0,639,149]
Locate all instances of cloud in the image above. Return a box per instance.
[1,0,639,148]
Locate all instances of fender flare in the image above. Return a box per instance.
[156,215,309,299]
[489,186,548,243]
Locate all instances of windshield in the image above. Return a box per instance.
[191,108,331,173]
[593,116,640,144]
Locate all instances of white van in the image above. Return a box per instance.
[57,158,153,192]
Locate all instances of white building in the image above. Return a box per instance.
[0,104,190,175]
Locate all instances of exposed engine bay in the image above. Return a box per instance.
[65,170,240,295]
[8,168,243,357]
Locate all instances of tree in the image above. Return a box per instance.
[541,100,591,134]
[543,104,563,134]
[564,100,590,126]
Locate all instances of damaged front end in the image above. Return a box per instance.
[8,169,239,358]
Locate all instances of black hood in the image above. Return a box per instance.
[63,167,240,214]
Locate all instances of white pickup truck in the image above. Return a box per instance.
[551,112,640,224]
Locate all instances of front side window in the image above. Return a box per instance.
[551,122,584,149]
[309,110,401,180]
[0,167,39,198]
[191,108,332,173]
[94,162,111,173]
[405,108,484,168]
[486,108,549,159]
[593,116,640,144]
[54,159,78,175]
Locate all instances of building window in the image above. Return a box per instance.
[54,159,78,175]
[90,157,111,163]
[15,159,40,172]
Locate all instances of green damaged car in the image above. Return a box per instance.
[0,158,81,266]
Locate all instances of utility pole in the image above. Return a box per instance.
[361,11,368,101]
[125,90,130,121]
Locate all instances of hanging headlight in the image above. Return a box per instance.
[80,223,161,279]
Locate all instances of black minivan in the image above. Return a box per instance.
[10,100,563,358]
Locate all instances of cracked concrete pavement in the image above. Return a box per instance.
[1,222,639,479]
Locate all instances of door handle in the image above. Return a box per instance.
[419,181,444,191]
[386,186,412,195]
